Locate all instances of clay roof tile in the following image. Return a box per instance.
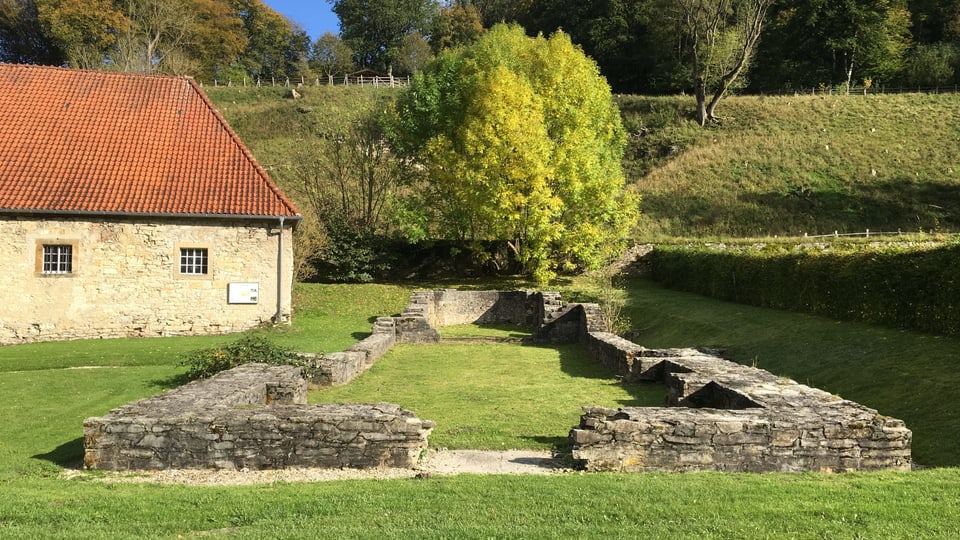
[0,63,299,219]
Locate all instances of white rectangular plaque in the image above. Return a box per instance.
[228,282,259,304]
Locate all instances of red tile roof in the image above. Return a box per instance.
[0,63,299,219]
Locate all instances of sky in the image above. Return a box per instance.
[262,1,341,41]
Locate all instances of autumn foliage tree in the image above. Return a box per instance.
[393,24,638,282]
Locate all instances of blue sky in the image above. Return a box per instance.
[262,1,341,41]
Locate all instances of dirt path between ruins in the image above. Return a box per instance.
[65,449,571,486]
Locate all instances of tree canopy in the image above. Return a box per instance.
[393,24,638,282]
[328,0,438,74]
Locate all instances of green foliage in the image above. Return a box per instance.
[903,42,958,87]
[329,0,438,74]
[314,219,396,282]
[650,241,960,336]
[754,0,913,91]
[394,24,639,283]
[180,335,302,380]
[310,32,356,83]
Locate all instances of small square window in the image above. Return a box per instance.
[179,248,208,275]
[42,244,73,274]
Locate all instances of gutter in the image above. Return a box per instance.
[0,208,302,224]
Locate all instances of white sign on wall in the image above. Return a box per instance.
[228,282,259,304]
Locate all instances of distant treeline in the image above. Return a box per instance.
[3,1,958,96]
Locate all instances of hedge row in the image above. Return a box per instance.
[649,242,960,336]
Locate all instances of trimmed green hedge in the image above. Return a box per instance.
[649,242,960,335]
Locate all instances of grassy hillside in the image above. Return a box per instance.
[205,86,960,241]
[619,94,960,238]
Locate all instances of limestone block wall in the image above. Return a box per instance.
[304,318,398,385]
[0,215,294,344]
[83,363,434,470]
[569,343,912,473]
[414,290,544,328]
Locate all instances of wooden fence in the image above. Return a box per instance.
[198,75,411,89]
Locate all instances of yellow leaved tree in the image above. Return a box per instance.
[393,24,638,283]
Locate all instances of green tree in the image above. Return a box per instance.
[310,32,355,84]
[296,98,407,282]
[395,31,432,74]
[430,2,483,53]
[0,0,65,64]
[36,0,127,68]
[647,0,774,126]
[329,0,438,75]
[752,0,912,92]
[470,0,533,27]
[902,42,956,87]
[525,0,663,94]
[233,0,309,80]
[394,24,638,282]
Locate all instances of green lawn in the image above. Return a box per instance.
[1,280,960,538]
[313,341,664,450]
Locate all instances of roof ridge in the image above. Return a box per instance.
[0,61,196,82]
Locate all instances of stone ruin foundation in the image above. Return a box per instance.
[83,363,434,471]
[83,289,911,473]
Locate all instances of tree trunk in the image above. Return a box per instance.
[695,79,708,127]
[844,50,856,94]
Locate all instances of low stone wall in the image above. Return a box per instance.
[83,363,434,470]
[569,343,912,473]
[421,290,543,327]
[306,289,557,385]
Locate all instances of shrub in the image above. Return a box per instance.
[180,335,304,381]
[649,241,960,336]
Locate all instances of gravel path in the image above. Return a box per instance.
[65,449,570,486]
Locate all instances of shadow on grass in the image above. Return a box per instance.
[522,435,573,453]
[33,437,84,468]
[554,343,667,407]
[150,373,191,390]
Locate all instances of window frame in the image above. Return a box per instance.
[35,241,78,276]
[176,245,212,278]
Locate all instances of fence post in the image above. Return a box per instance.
[866,229,870,238]
[834,230,839,237]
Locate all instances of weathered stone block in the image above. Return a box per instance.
[83,364,434,471]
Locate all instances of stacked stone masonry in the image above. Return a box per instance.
[0,216,294,344]
[82,289,910,473]
[570,336,912,473]
[83,363,434,470]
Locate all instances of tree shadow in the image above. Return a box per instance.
[150,373,191,390]
[551,342,666,406]
[33,437,84,469]
[521,434,572,453]
[640,178,960,236]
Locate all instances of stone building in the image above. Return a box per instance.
[0,63,300,344]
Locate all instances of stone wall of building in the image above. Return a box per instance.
[83,363,434,470]
[0,215,294,344]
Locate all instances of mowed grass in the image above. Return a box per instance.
[619,279,960,467]
[312,341,665,450]
[2,281,960,538]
